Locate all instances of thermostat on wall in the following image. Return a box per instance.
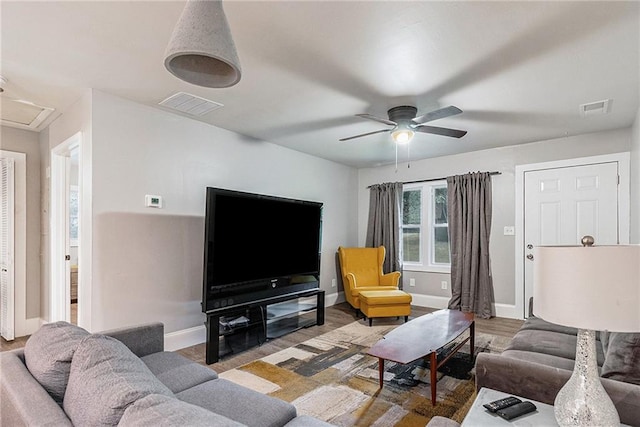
[145,194,163,208]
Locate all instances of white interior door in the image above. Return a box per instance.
[523,162,620,315]
[1,157,16,341]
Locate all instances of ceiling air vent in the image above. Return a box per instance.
[159,92,223,116]
[579,99,612,117]
[1,97,55,130]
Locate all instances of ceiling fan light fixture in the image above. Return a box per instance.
[391,124,414,144]
[164,0,241,88]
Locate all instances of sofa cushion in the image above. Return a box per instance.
[63,334,173,426]
[283,415,336,427]
[501,349,578,372]
[177,378,297,427]
[23,321,89,404]
[119,393,243,427]
[601,333,640,386]
[524,316,609,343]
[520,316,579,336]
[505,329,606,366]
[141,351,218,393]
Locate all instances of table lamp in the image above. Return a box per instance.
[533,236,640,426]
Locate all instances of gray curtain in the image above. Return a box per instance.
[365,182,403,277]
[447,172,495,319]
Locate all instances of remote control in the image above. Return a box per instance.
[496,401,537,420]
[482,396,522,413]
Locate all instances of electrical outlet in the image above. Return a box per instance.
[503,226,515,236]
[409,278,416,287]
[331,278,336,288]
[441,281,448,290]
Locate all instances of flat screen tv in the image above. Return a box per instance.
[202,187,323,312]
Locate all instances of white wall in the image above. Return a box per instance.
[0,126,41,320]
[358,128,632,316]
[88,90,357,334]
[631,108,640,244]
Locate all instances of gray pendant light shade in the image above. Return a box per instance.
[164,0,241,88]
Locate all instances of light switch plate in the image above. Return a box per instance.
[409,278,416,287]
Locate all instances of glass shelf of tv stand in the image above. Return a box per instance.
[217,307,265,358]
[265,296,318,339]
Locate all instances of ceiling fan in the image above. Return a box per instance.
[340,105,467,144]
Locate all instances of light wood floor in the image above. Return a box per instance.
[177,303,524,373]
[1,303,524,369]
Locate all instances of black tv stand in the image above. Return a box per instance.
[204,289,325,364]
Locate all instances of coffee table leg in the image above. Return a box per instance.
[470,321,475,360]
[430,352,437,405]
[378,358,384,388]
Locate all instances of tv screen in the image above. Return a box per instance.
[203,187,323,311]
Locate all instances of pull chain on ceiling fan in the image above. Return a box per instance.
[340,105,467,143]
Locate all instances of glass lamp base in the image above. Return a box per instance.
[554,329,619,426]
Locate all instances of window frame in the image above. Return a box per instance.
[402,180,451,273]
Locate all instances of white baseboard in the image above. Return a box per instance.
[325,291,345,306]
[165,325,206,352]
[409,293,449,309]
[493,303,522,320]
[14,317,43,338]
[409,293,522,320]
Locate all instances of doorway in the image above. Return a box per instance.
[515,153,630,319]
[50,133,83,325]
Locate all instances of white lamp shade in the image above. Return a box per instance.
[533,245,640,332]
[164,0,241,88]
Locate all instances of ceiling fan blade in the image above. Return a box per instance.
[412,105,463,125]
[414,125,467,138]
[339,129,390,142]
[356,114,396,126]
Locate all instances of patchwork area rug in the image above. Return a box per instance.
[220,319,510,426]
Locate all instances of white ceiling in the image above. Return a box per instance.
[1,1,638,168]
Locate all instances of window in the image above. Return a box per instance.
[402,181,450,272]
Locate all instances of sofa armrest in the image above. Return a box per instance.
[102,322,164,358]
[0,350,73,426]
[475,353,640,426]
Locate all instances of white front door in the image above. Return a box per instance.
[523,161,620,316]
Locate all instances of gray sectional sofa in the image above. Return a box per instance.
[475,313,640,426]
[0,321,332,426]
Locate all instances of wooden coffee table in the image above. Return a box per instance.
[367,309,474,405]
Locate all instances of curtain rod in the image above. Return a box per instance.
[368,171,501,188]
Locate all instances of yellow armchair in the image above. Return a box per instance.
[337,246,401,310]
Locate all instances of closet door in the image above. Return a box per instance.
[0,157,15,341]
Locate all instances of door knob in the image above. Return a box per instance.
[526,254,534,261]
